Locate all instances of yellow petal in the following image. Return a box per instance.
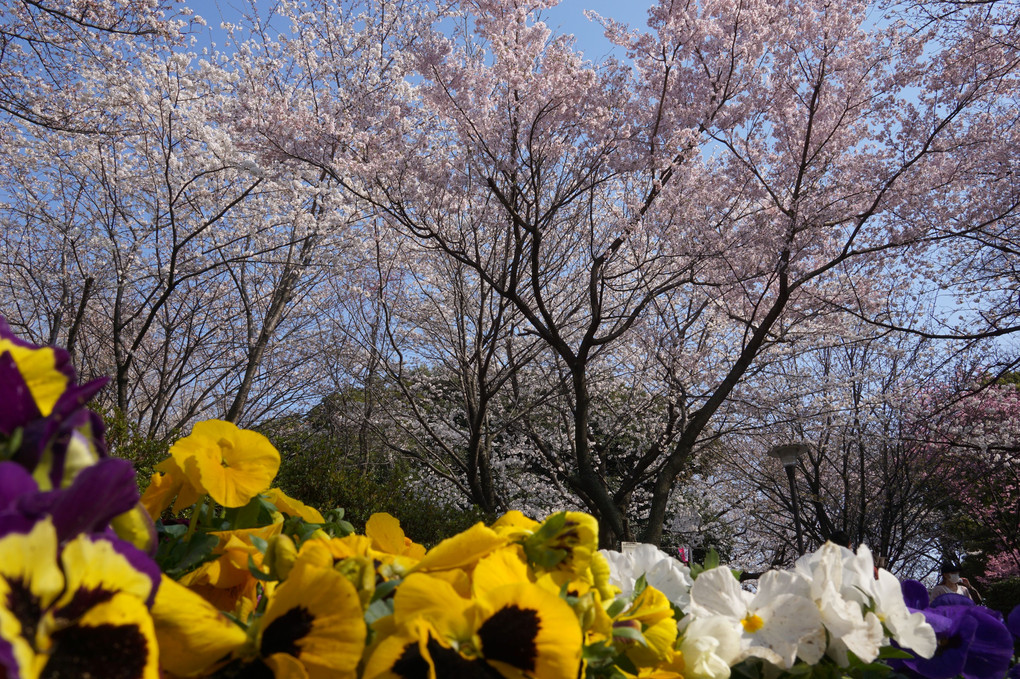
[476,581,583,679]
[412,523,506,573]
[111,504,157,553]
[490,510,539,538]
[56,534,156,610]
[265,652,312,678]
[393,573,473,640]
[173,420,281,508]
[0,519,64,608]
[150,575,248,677]
[472,546,531,597]
[0,340,68,417]
[366,513,416,556]
[263,488,325,524]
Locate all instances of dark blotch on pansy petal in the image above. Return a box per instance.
[4,578,43,646]
[477,604,540,672]
[391,636,502,679]
[391,640,432,679]
[260,606,314,658]
[53,587,116,624]
[40,622,149,679]
[230,658,276,679]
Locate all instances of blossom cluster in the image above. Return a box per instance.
[2,318,1019,679]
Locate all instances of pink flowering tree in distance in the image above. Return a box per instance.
[923,378,1020,581]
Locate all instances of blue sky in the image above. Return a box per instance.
[193,0,655,61]
[540,0,654,60]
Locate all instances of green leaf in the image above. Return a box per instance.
[365,598,394,625]
[250,536,268,554]
[703,548,720,570]
[247,554,275,582]
[154,526,218,576]
[371,579,401,603]
[633,574,648,597]
[605,597,629,618]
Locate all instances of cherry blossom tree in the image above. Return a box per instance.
[0,0,190,132]
[242,0,1020,546]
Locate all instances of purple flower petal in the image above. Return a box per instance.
[16,458,139,541]
[1006,604,1020,640]
[0,352,42,434]
[0,461,36,509]
[896,608,975,679]
[931,592,975,608]
[0,636,22,679]
[903,579,930,610]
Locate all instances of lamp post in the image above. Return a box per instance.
[768,442,812,556]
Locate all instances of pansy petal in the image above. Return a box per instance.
[0,518,64,611]
[56,533,160,615]
[0,353,41,434]
[0,461,37,509]
[263,488,326,524]
[23,458,139,541]
[0,335,67,420]
[266,652,313,678]
[412,522,506,572]
[150,575,248,677]
[39,591,159,679]
[476,581,582,679]
[111,504,158,555]
[902,579,930,610]
[175,420,280,508]
[258,561,366,677]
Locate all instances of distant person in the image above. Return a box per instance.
[929,562,982,604]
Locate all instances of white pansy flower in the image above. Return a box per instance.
[689,566,825,668]
[680,616,742,679]
[795,543,884,665]
[599,543,693,608]
[839,545,936,658]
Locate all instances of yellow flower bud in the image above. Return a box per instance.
[265,534,298,581]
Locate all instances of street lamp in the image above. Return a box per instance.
[768,442,812,555]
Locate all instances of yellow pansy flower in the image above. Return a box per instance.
[252,560,367,678]
[365,570,583,679]
[169,419,281,508]
[1,520,162,679]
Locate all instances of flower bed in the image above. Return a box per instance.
[2,317,1018,679]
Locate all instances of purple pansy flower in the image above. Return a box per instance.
[0,458,140,542]
[895,580,1014,679]
[0,317,109,485]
